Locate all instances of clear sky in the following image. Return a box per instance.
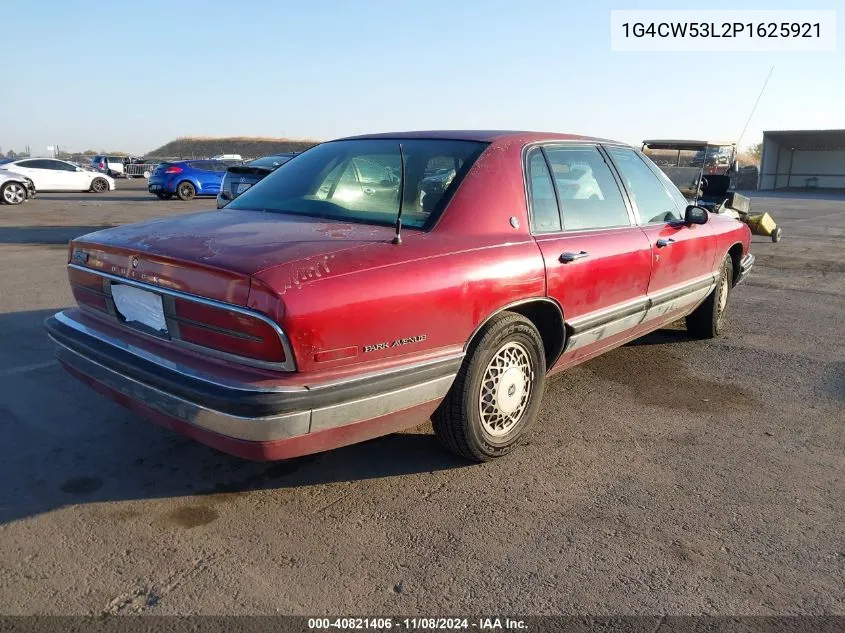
[1,0,841,155]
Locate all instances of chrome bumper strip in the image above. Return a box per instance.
[52,336,455,442]
[565,272,718,353]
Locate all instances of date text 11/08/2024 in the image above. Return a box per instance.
[307,617,527,630]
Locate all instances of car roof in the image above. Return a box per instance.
[336,130,621,145]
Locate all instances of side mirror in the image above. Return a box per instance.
[685,205,708,225]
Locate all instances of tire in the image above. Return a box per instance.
[1,181,27,205]
[176,181,196,201]
[432,312,546,462]
[686,255,733,339]
[90,178,109,193]
[155,192,173,200]
[771,227,782,243]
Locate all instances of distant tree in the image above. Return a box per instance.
[737,141,763,166]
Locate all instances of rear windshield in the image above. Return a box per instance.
[249,155,294,168]
[228,139,488,230]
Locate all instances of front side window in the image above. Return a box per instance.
[228,139,487,230]
[543,146,630,231]
[607,147,683,224]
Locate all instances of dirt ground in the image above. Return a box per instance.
[0,181,842,615]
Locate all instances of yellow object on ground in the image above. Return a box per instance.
[746,212,778,236]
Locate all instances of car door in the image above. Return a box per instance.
[604,146,717,324]
[526,144,653,367]
[11,159,60,190]
[50,160,88,190]
[208,162,230,194]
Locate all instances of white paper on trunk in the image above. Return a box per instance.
[111,284,167,332]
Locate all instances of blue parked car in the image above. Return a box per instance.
[148,160,238,201]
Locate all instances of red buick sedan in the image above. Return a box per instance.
[46,131,753,462]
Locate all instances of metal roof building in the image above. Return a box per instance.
[759,129,845,190]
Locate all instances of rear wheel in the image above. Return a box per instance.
[155,192,172,200]
[771,226,782,243]
[432,312,546,462]
[90,178,109,193]
[176,181,196,201]
[1,181,27,205]
[686,255,733,339]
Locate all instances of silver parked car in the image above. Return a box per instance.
[0,168,36,205]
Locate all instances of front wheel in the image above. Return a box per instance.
[432,312,546,462]
[90,178,109,193]
[176,181,196,201]
[771,226,782,243]
[686,255,733,339]
[1,181,27,205]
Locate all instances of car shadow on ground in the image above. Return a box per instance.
[36,195,164,203]
[0,225,114,245]
[624,325,690,346]
[0,309,468,525]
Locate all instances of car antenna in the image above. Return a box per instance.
[392,143,406,245]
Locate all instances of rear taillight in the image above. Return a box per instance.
[164,166,183,174]
[172,298,285,363]
[68,266,108,313]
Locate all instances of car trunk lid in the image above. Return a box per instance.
[69,209,394,305]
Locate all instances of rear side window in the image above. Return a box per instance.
[22,159,54,169]
[526,149,561,233]
[543,146,630,231]
[606,147,683,223]
[188,162,210,171]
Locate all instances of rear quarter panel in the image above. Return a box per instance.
[249,138,548,377]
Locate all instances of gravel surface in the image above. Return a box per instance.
[0,181,842,615]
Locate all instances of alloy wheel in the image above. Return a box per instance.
[3,183,26,204]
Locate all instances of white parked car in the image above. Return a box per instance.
[1,158,115,193]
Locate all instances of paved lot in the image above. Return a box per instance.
[0,181,843,615]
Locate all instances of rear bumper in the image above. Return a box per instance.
[148,181,175,194]
[46,311,459,460]
[736,253,755,285]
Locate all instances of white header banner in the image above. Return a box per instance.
[611,10,836,52]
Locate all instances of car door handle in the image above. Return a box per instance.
[559,251,589,263]
[363,187,375,196]
[656,238,676,248]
